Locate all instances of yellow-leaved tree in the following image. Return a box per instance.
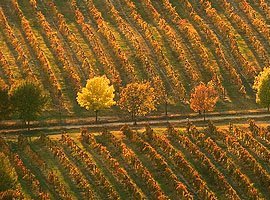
[253,67,270,111]
[190,82,219,121]
[77,76,115,123]
[119,82,156,124]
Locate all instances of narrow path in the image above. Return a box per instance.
[1,110,270,134]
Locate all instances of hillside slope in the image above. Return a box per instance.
[0,0,269,115]
[1,122,270,199]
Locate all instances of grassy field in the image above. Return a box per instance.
[1,121,270,199]
[0,0,269,118]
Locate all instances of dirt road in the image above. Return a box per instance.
[1,110,270,134]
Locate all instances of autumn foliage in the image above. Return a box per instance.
[190,82,219,120]
[119,82,156,123]
[77,76,115,122]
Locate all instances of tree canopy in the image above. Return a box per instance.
[253,67,270,111]
[10,81,47,129]
[77,76,116,122]
[119,82,156,123]
[190,82,219,120]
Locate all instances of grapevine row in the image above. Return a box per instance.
[92,129,169,200]
[28,0,82,91]
[81,131,147,199]
[45,1,95,79]
[60,133,121,200]
[212,128,270,196]
[0,7,38,83]
[215,0,270,67]
[153,129,239,199]
[187,124,263,199]
[41,135,96,199]
[118,127,195,199]
[10,0,72,112]
[69,0,122,88]
[194,0,256,92]
[157,0,222,85]
[132,126,217,200]
[231,127,270,166]
[82,0,138,82]
[17,135,74,200]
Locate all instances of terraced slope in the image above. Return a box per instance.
[0,0,269,114]
[1,122,270,199]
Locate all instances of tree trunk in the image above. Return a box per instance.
[27,120,30,131]
[268,105,269,112]
[165,101,168,116]
[203,110,206,122]
[134,117,137,125]
[59,105,62,124]
[131,112,134,122]
[133,112,137,125]
[95,110,98,123]
[131,110,137,125]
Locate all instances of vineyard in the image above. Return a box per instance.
[1,121,270,199]
[0,0,269,114]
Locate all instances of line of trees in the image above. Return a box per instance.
[76,76,220,124]
[77,67,270,124]
[2,66,269,128]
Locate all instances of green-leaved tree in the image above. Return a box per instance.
[77,76,116,123]
[10,82,47,130]
[253,67,270,111]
